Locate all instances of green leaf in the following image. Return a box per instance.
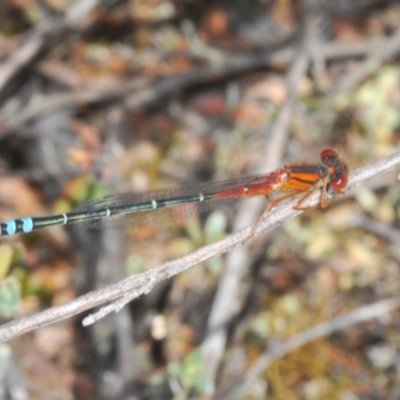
[169,349,209,395]
[204,211,227,243]
[0,244,14,279]
[0,277,20,317]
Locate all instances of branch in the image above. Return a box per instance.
[222,296,400,400]
[0,0,101,98]
[0,150,399,342]
[0,40,375,132]
[199,51,310,387]
[332,25,400,98]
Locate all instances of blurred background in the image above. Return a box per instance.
[0,0,400,399]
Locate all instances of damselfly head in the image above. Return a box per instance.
[320,149,349,192]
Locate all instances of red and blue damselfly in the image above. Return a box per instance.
[0,149,348,237]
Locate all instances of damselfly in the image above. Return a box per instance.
[0,149,348,237]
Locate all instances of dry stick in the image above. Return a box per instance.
[222,296,400,400]
[0,78,149,133]
[199,52,310,392]
[0,342,29,398]
[93,229,140,381]
[83,282,154,326]
[0,152,399,342]
[0,41,372,132]
[200,11,325,387]
[0,0,100,96]
[0,24,51,92]
[331,25,400,98]
[348,214,400,264]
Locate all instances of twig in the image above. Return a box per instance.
[0,23,53,94]
[0,343,28,398]
[199,51,310,392]
[221,296,400,400]
[347,213,400,263]
[331,25,400,98]
[0,150,398,342]
[0,78,148,133]
[0,0,100,99]
[0,40,375,132]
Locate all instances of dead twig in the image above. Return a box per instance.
[199,51,310,391]
[222,296,400,400]
[0,150,398,342]
[332,25,400,98]
[0,40,374,133]
[0,0,101,100]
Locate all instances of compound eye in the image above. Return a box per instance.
[332,174,348,191]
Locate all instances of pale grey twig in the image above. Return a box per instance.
[82,277,156,326]
[0,0,100,96]
[0,40,375,132]
[222,296,400,400]
[199,51,310,393]
[0,151,398,342]
[331,25,400,98]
